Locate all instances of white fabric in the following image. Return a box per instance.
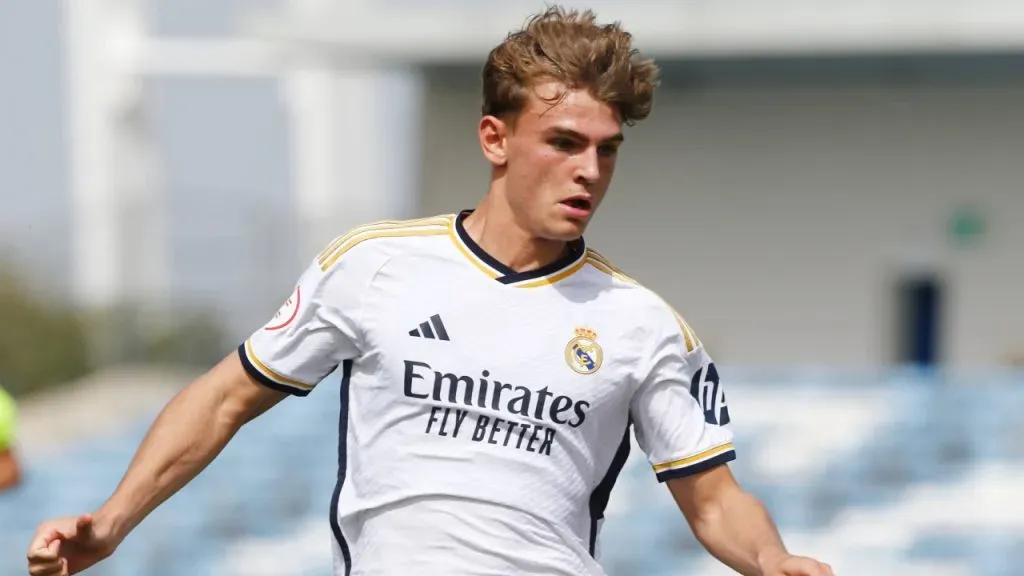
[241,213,735,576]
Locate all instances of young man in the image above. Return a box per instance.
[27,6,833,576]
[0,384,22,492]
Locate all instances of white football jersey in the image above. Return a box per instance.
[240,212,736,576]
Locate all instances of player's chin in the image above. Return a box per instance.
[545,217,588,241]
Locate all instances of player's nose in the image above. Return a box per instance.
[573,147,601,185]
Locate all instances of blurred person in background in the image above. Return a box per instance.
[0,384,23,492]
[27,6,832,576]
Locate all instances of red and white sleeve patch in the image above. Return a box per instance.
[264,285,301,331]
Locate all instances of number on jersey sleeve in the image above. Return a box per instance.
[630,314,736,483]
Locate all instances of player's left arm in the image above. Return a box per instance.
[666,464,831,576]
[630,308,832,576]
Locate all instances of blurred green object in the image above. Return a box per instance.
[949,205,986,248]
[0,264,92,393]
[0,385,16,451]
[0,261,228,397]
[0,264,92,397]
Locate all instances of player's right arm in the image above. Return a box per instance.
[26,354,286,576]
[27,237,374,576]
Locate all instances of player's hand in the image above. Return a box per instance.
[760,551,835,576]
[27,513,118,575]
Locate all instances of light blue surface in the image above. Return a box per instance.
[2,369,1022,575]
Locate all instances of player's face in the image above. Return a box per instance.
[501,82,624,241]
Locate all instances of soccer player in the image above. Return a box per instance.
[27,6,833,576]
[0,384,21,492]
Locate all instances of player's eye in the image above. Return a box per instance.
[550,137,577,152]
[597,144,619,158]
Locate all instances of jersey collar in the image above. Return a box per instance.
[450,210,588,287]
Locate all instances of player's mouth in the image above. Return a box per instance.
[559,195,593,219]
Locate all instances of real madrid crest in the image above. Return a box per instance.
[565,327,603,375]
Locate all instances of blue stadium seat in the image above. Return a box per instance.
[4,369,1022,576]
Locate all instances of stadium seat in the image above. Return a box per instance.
[4,369,1022,576]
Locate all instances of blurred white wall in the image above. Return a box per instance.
[4,0,1022,366]
[418,67,1024,368]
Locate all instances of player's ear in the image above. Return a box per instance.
[478,114,508,167]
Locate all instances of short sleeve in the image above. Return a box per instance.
[631,311,736,483]
[0,386,17,452]
[238,243,377,397]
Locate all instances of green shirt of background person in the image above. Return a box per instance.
[0,385,22,492]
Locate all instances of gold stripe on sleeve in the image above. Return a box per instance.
[317,215,454,268]
[652,443,735,473]
[244,339,316,391]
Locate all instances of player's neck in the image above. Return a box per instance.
[462,197,568,274]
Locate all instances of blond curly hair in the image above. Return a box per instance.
[481,5,661,126]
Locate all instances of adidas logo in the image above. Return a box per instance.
[409,314,450,341]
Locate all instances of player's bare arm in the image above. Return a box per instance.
[28,7,837,575]
[26,352,287,576]
[668,465,834,576]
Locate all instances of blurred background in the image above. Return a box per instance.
[1,0,1023,574]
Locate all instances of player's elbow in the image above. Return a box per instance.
[680,488,727,546]
[687,485,770,552]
